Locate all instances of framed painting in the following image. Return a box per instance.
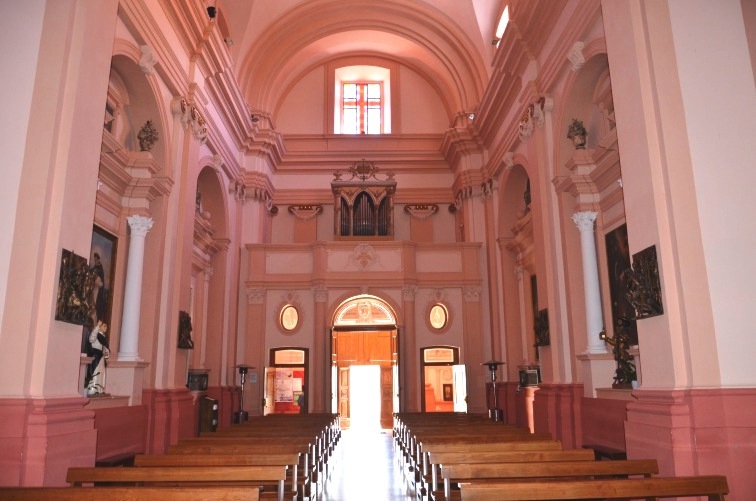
[605,224,638,344]
[55,249,90,325]
[442,384,453,401]
[81,226,117,353]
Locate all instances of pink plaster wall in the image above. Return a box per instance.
[93,405,147,461]
[581,396,627,452]
[0,398,96,487]
[626,388,756,500]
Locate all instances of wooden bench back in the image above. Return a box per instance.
[428,448,595,465]
[0,486,260,501]
[66,465,287,485]
[134,453,299,467]
[422,439,562,453]
[442,459,660,480]
[168,443,309,455]
[458,475,729,500]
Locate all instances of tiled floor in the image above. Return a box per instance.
[320,428,415,501]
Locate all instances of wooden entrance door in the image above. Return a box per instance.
[338,367,350,428]
[333,329,396,429]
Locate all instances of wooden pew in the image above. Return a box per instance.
[0,486,260,501]
[166,442,315,499]
[393,411,559,499]
[134,453,301,499]
[66,465,287,501]
[458,475,730,500]
[413,437,562,495]
[423,448,596,499]
[436,459,659,501]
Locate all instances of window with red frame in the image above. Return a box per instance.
[342,82,382,134]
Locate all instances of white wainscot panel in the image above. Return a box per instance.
[416,249,462,273]
[266,251,313,274]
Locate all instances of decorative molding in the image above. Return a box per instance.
[139,45,157,75]
[403,204,438,220]
[503,152,515,172]
[246,288,265,304]
[463,286,482,302]
[179,98,208,144]
[231,179,246,203]
[350,244,378,271]
[312,286,328,303]
[333,158,395,183]
[572,211,597,232]
[280,290,301,308]
[288,205,323,221]
[127,215,154,237]
[519,97,546,142]
[568,41,586,71]
[402,285,418,301]
[211,154,222,171]
[430,289,447,303]
[514,265,524,281]
[480,179,497,200]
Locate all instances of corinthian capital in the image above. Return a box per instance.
[246,288,265,304]
[127,215,154,237]
[571,211,597,232]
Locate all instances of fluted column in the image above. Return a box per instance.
[572,211,605,353]
[118,215,153,361]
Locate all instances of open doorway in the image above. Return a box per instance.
[331,295,398,430]
[349,365,381,431]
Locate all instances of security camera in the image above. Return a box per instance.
[207,6,217,19]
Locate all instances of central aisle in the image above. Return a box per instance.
[321,428,415,501]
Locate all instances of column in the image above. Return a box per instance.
[200,267,213,368]
[514,265,529,362]
[571,211,605,354]
[401,285,418,412]
[312,286,328,412]
[118,215,153,361]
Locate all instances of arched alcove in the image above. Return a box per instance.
[190,164,231,390]
[499,164,539,372]
[108,54,169,167]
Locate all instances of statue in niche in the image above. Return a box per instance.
[600,316,636,388]
[178,310,194,349]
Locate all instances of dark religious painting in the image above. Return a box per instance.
[55,249,92,325]
[623,245,664,320]
[81,227,117,353]
[605,224,638,344]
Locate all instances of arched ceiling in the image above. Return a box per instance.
[217,0,498,115]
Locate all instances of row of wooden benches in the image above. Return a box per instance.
[393,412,730,501]
[0,412,341,501]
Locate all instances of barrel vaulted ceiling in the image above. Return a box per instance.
[221,0,496,117]
[172,0,569,179]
